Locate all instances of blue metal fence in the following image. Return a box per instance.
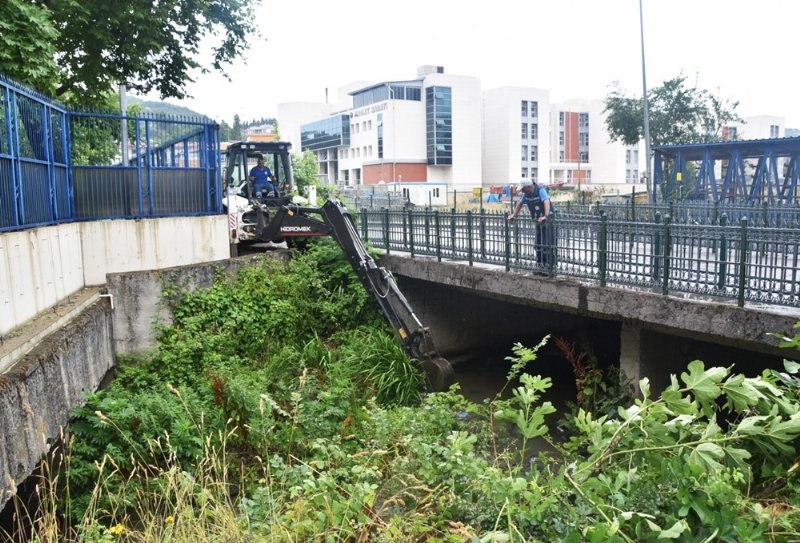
[0,74,220,232]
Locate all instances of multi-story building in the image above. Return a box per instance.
[724,115,785,140]
[482,86,551,185]
[279,69,646,191]
[549,99,639,185]
[293,66,482,190]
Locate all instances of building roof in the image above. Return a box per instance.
[653,136,800,160]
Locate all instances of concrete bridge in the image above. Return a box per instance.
[2,220,799,512]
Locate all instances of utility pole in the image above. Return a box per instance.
[639,0,653,202]
[119,84,129,165]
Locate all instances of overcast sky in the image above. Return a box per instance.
[146,0,800,129]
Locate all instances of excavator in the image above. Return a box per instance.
[223,141,454,391]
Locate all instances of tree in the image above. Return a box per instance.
[231,114,243,141]
[292,151,319,193]
[0,0,60,93]
[1,0,261,105]
[604,74,742,146]
[219,120,233,142]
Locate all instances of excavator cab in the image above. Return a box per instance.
[224,141,293,203]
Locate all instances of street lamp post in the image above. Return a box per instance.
[639,0,653,202]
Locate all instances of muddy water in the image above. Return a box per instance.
[453,349,579,407]
[451,348,581,458]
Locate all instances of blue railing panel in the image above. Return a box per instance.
[0,73,221,232]
[0,157,14,229]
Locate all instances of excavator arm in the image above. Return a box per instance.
[253,199,454,391]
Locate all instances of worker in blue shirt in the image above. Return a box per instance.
[507,179,556,268]
[248,156,276,198]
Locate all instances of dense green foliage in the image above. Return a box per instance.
[604,74,742,146]
[0,0,260,105]
[15,243,800,542]
[292,150,321,194]
[0,0,60,94]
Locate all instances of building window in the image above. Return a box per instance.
[559,112,564,126]
[531,167,538,181]
[530,146,537,162]
[522,145,528,160]
[433,187,440,197]
[579,132,589,146]
[559,131,564,145]
[521,101,528,116]
[426,86,452,165]
[579,112,589,128]
[522,167,528,178]
[521,122,528,139]
[530,124,538,140]
[559,150,565,161]
[579,151,589,162]
[377,113,383,158]
[770,124,780,138]
[530,101,538,117]
[626,150,631,163]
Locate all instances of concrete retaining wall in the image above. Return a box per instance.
[0,299,114,510]
[107,252,288,356]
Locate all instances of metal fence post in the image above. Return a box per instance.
[450,208,457,257]
[737,217,748,307]
[402,207,408,246]
[630,186,636,222]
[467,210,473,266]
[653,211,662,281]
[383,208,390,254]
[717,213,728,290]
[408,209,415,258]
[361,208,368,242]
[434,210,442,262]
[599,214,608,287]
[547,213,556,277]
[479,209,486,259]
[504,215,511,271]
[424,208,430,248]
[661,214,672,296]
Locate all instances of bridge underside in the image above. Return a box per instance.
[654,137,800,204]
[383,255,800,392]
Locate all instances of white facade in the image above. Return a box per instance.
[730,115,785,140]
[286,67,482,191]
[482,86,551,186]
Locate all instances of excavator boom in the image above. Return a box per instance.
[254,200,454,391]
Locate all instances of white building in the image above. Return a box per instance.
[482,86,551,186]
[287,66,482,190]
[725,115,785,141]
[549,99,639,185]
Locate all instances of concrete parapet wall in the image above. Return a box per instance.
[0,224,85,336]
[107,252,288,357]
[80,215,229,286]
[0,299,114,511]
[1,216,230,337]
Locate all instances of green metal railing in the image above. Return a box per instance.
[359,208,800,309]
[559,199,800,228]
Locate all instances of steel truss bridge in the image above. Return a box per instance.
[654,137,800,204]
